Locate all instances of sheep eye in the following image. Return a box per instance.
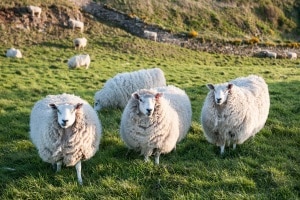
[139,99,143,103]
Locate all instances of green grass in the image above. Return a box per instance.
[1,17,300,200]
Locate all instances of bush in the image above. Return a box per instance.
[247,37,260,44]
[188,30,198,38]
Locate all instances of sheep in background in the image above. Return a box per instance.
[6,48,22,58]
[74,37,87,50]
[68,18,84,33]
[27,5,42,18]
[68,54,90,69]
[200,75,270,155]
[120,85,192,164]
[287,52,297,60]
[266,51,277,59]
[94,68,166,111]
[144,30,157,42]
[30,93,102,185]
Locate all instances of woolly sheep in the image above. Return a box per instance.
[144,30,157,42]
[27,5,42,18]
[200,75,270,155]
[68,18,84,33]
[74,37,87,50]
[287,52,297,60]
[6,48,22,58]
[94,68,166,111]
[68,54,90,69]
[30,93,102,185]
[266,51,277,59]
[120,85,192,164]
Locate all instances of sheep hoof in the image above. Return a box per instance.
[144,156,150,163]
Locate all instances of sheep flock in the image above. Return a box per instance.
[4,3,285,185]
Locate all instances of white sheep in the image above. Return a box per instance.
[266,51,277,59]
[287,52,297,60]
[6,48,22,58]
[120,85,192,164]
[27,5,42,18]
[30,93,102,185]
[68,18,84,33]
[94,68,166,111]
[144,30,157,42]
[68,54,90,69]
[200,75,270,155]
[74,37,87,50]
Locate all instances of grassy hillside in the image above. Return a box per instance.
[96,0,300,42]
[0,0,300,199]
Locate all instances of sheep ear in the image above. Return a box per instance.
[155,93,162,100]
[75,103,83,110]
[133,92,139,100]
[207,84,214,90]
[227,84,233,90]
[49,103,57,109]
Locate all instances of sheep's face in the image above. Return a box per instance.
[94,100,101,111]
[49,103,83,128]
[207,83,233,105]
[133,92,162,117]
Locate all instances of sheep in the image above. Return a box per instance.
[144,30,157,42]
[200,75,270,155]
[6,48,22,58]
[94,68,166,111]
[266,51,277,59]
[68,54,90,69]
[29,93,102,185]
[287,52,297,60]
[27,5,42,18]
[68,18,84,33]
[74,37,87,50]
[120,85,192,164]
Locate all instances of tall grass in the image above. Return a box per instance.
[0,28,300,199]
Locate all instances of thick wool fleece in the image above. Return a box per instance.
[30,93,102,166]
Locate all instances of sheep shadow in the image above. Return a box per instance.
[38,42,70,49]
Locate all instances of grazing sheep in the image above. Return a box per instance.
[27,5,42,18]
[6,48,22,58]
[253,50,269,58]
[68,18,84,33]
[30,93,102,185]
[266,51,277,59]
[287,52,297,60]
[200,75,270,155]
[74,37,87,50]
[144,30,157,42]
[120,85,192,164]
[94,68,166,111]
[68,54,90,69]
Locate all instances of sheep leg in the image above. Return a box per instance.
[75,161,83,185]
[220,145,225,155]
[233,143,236,150]
[56,161,62,172]
[154,152,160,165]
[144,156,150,163]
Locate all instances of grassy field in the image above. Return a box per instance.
[0,0,300,196]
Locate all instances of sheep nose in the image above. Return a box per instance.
[216,98,222,103]
[146,108,152,113]
[62,119,68,124]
